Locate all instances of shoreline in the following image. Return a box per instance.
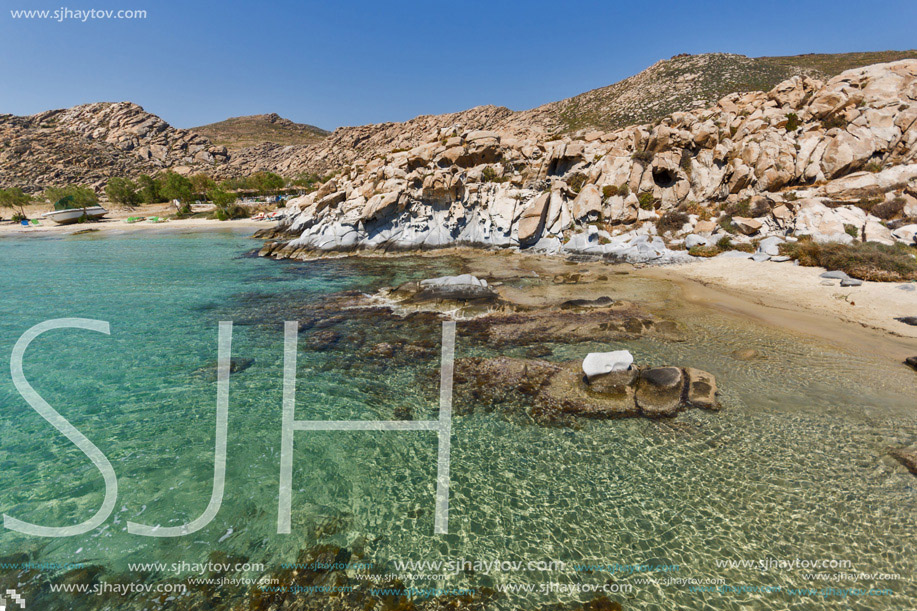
[0,216,268,237]
[2,223,915,361]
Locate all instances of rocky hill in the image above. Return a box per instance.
[508,50,917,135]
[190,113,329,150]
[3,50,917,196]
[0,102,228,191]
[259,60,917,263]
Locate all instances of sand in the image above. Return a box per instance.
[645,257,917,343]
[0,202,270,237]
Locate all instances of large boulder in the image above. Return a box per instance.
[571,183,603,222]
[635,367,685,417]
[683,367,718,410]
[517,192,550,245]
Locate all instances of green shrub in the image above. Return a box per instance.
[602,185,618,199]
[779,239,917,281]
[718,216,737,234]
[618,183,630,197]
[481,166,500,183]
[0,187,32,218]
[44,185,98,208]
[566,173,587,194]
[689,245,720,257]
[864,161,883,173]
[716,235,733,250]
[844,224,860,239]
[821,115,847,130]
[637,192,656,210]
[631,150,654,164]
[785,113,800,132]
[105,177,141,207]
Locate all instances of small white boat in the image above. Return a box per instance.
[40,206,108,225]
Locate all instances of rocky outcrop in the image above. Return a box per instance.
[0,102,228,191]
[261,60,917,261]
[452,357,718,423]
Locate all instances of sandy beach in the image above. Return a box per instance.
[650,257,917,341]
[0,202,271,237]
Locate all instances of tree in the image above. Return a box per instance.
[43,185,98,208]
[207,186,243,220]
[190,173,216,196]
[0,188,32,220]
[137,174,161,204]
[157,172,193,212]
[105,177,141,207]
[252,171,285,195]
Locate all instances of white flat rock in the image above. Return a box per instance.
[582,350,634,379]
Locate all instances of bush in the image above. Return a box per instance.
[158,172,193,204]
[779,239,917,281]
[657,211,689,234]
[631,150,654,164]
[716,235,733,250]
[214,204,247,221]
[44,185,98,208]
[871,198,905,220]
[785,113,800,132]
[844,224,860,239]
[821,115,847,130]
[618,183,630,197]
[718,216,737,234]
[602,185,618,199]
[481,166,500,183]
[566,173,587,194]
[105,177,140,207]
[689,245,720,257]
[637,192,656,210]
[137,175,161,204]
[864,161,883,173]
[0,187,32,218]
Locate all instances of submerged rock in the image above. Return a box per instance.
[453,356,718,423]
[890,447,917,476]
[193,357,254,381]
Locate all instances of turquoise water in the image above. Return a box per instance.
[0,230,915,610]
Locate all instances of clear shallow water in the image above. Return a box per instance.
[0,230,914,610]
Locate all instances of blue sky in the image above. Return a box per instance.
[1,0,915,130]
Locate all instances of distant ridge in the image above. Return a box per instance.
[190,113,329,150]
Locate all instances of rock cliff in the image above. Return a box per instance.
[259,60,917,261]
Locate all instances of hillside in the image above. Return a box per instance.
[190,113,329,150]
[511,50,917,134]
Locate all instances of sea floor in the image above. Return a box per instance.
[0,230,914,610]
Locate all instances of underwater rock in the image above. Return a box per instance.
[453,356,717,423]
[193,357,254,381]
[890,447,917,476]
[730,348,762,361]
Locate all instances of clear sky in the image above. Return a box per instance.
[1,0,915,130]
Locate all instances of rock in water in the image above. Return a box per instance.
[635,367,684,417]
[582,350,634,379]
[890,447,917,476]
[414,274,497,301]
[683,367,718,410]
